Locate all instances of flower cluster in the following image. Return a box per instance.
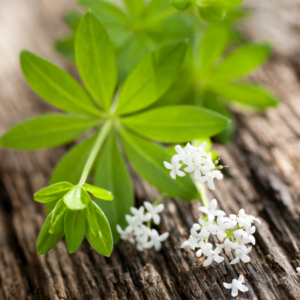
[181,199,261,266]
[117,201,169,251]
[163,142,225,190]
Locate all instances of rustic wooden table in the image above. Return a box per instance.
[1,0,300,299]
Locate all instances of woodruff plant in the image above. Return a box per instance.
[0,11,229,255]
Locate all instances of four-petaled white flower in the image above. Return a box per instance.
[198,199,226,219]
[125,215,143,235]
[199,170,223,190]
[230,245,252,264]
[199,218,219,236]
[223,275,249,297]
[143,229,169,251]
[130,206,151,222]
[237,209,261,228]
[116,225,135,244]
[144,201,165,225]
[163,155,185,179]
[202,246,224,267]
[181,235,199,250]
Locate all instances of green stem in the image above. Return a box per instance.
[193,177,208,208]
[78,120,112,186]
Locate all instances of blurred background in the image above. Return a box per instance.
[1,0,300,299]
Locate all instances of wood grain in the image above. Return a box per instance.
[1,0,300,298]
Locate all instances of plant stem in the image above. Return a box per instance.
[78,120,112,186]
[193,177,209,208]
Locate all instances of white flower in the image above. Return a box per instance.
[135,224,151,242]
[223,275,249,297]
[144,201,165,225]
[130,206,151,222]
[191,224,210,240]
[199,218,219,236]
[184,155,204,180]
[237,209,261,228]
[199,170,223,190]
[202,246,224,266]
[198,199,226,220]
[296,267,300,277]
[182,143,195,165]
[181,235,199,250]
[125,215,143,235]
[143,229,169,251]
[216,216,235,241]
[163,155,185,179]
[230,245,252,264]
[242,224,256,245]
[197,241,213,258]
[216,238,238,254]
[117,225,135,244]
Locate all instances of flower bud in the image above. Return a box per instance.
[170,0,190,10]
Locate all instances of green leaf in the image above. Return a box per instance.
[34,182,74,203]
[124,0,144,18]
[20,51,100,116]
[0,114,101,150]
[64,209,85,253]
[85,201,113,256]
[94,131,134,242]
[75,11,118,111]
[205,93,235,144]
[212,43,271,81]
[50,134,96,186]
[115,40,188,115]
[85,200,101,237]
[197,0,243,11]
[49,199,67,234]
[37,212,65,255]
[210,82,279,109]
[200,23,229,73]
[63,187,91,210]
[120,105,229,143]
[118,127,199,200]
[170,0,190,10]
[199,5,226,23]
[83,183,113,200]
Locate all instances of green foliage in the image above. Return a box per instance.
[36,181,113,255]
[56,0,193,79]
[0,114,101,150]
[155,21,278,144]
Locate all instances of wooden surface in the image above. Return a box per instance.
[1,0,300,299]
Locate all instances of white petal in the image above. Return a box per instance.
[171,155,180,165]
[143,213,152,222]
[238,284,249,293]
[163,161,173,169]
[215,210,226,217]
[130,207,139,215]
[177,170,186,177]
[216,173,223,180]
[199,141,207,150]
[223,283,232,289]
[238,275,244,283]
[158,232,169,242]
[230,257,240,265]
[203,256,213,267]
[217,231,226,242]
[181,241,190,248]
[209,199,217,211]
[153,214,160,225]
[143,241,154,249]
[199,176,208,183]
[196,249,202,257]
[116,225,123,234]
[241,254,250,263]
[136,243,144,251]
[198,207,209,215]
[144,201,153,212]
[192,223,201,231]
[175,145,183,155]
[214,255,224,264]
[170,170,176,179]
[154,241,162,251]
[231,285,238,297]
[207,179,215,190]
[154,203,164,214]
[249,235,255,245]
